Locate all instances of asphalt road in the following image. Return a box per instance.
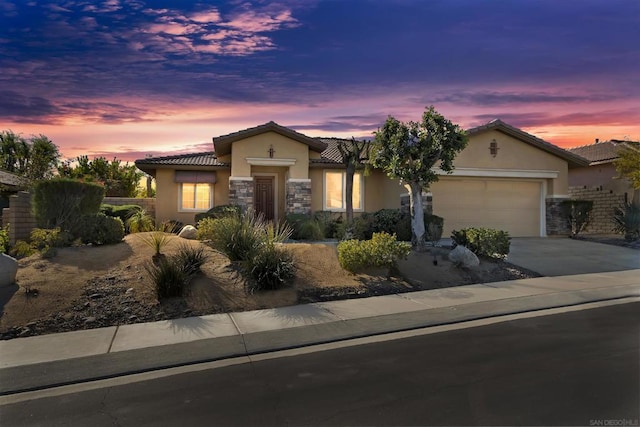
[1,303,638,426]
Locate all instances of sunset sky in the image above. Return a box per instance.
[1,0,639,162]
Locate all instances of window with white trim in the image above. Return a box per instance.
[180,183,213,211]
[324,170,363,211]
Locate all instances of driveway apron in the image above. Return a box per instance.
[508,237,640,276]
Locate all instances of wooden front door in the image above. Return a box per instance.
[254,176,275,220]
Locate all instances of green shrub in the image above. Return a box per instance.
[77,213,124,245]
[145,244,207,298]
[372,209,403,235]
[33,178,105,233]
[560,199,594,236]
[337,232,411,273]
[313,211,342,238]
[246,243,296,291]
[100,203,140,219]
[10,240,35,259]
[451,227,510,259]
[424,214,444,244]
[336,212,374,240]
[0,225,9,254]
[174,244,208,276]
[613,201,640,242]
[197,211,291,261]
[161,220,183,234]
[286,214,324,240]
[285,213,311,239]
[194,205,241,224]
[139,230,173,256]
[30,228,73,250]
[126,210,155,233]
[145,258,189,299]
[100,203,115,217]
[395,214,412,241]
[298,220,324,240]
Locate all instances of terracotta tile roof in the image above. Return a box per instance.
[467,119,590,167]
[567,140,639,164]
[134,152,228,175]
[213,121,327,156]
[313,138,354,164]
[0,169,28,188]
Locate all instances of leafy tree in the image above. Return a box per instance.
[614,143,640,190]
[57,155,144,197]
[337,137,371,225]
[372,106,468,249]
[0,131,60,181]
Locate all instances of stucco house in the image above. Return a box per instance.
[568,139,638,196]
[566,139,639,234]
[134,120,588,237]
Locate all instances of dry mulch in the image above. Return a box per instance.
[0,234,540,340]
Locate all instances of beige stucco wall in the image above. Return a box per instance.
[455,130,569,196]
[569,163,633,194]
[155,168,229,225]
[309,168,404,213]
[230,131,310,179]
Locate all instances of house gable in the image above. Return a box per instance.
[228,131,313,179]
[213,121,327,156]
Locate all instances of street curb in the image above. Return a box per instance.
[1,284,638,396]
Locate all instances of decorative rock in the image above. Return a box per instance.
[128,315,138,322]
[0,253,18,288]
[178,225,198,240]
[84,316,96,324]
[448,245,480,267]
[89,293,103,299]
[125,287,134,295]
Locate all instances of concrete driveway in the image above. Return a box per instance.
[508,237,640,276]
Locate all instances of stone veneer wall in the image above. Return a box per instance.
[400,193,433,216]
[103,197,156,218]
[568,186,627,234]
[228,178,254,211]
[286,180,311,214]
[545,197,571,235]
[2,191,37,244]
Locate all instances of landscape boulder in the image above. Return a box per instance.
[178,225,198,240]
[0,253,18,287]
[448,245,480,267]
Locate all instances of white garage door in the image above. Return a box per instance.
[431,178,542,237]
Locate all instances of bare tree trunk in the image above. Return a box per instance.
[408,181,425,251]
[345,164,355,224]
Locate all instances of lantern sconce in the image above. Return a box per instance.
[489,139,499,157]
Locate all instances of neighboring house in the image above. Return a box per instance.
[135,120,587,237]
[566,139,639,234]
[568,139,638,195]
[0,169,28,214]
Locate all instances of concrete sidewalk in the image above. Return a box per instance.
[1,269,639,395]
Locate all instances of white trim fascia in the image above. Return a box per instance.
[287,178,311,183]
[546,194,570,199]
[252,172,278,222]
[229,176,254,181]
[434,167,559,179]
[246,157,296,167]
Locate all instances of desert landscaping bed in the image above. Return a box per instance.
[0,233,540,340]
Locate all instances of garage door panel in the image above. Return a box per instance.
[431,179,541,237]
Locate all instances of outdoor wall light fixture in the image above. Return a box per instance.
[489,139,499,157]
